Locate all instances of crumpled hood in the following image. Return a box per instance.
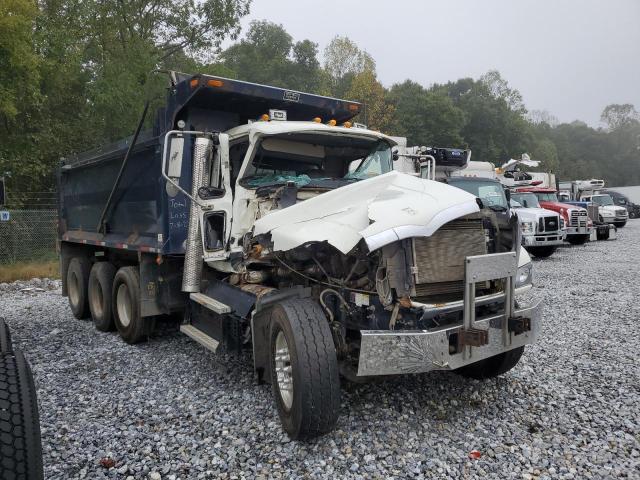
[253,171,480,254]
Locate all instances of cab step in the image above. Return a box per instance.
[190,292,231,314]
[180,324,219,353]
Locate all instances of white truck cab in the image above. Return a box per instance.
[509,191,565,257]
[581,194,628,228]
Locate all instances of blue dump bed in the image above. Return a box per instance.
[58,74,361,255]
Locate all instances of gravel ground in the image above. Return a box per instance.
[1,223,639,480]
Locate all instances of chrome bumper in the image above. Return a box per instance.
[565,226,591,235]
[523,233,564,247]
[357,301,541,376]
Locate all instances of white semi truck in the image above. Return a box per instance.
[58,74,541,440]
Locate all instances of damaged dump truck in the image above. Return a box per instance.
[58,73,541,439]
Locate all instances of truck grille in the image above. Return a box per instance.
[412,218,487,301]
[542,216,559,232]
[570,209,588,227]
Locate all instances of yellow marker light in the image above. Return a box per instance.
[327,119,337,126]
[260,114,270,121]
[312,117,322,123]
[207,79,224,87]
[189,78,199,88]
[342,121,352,128]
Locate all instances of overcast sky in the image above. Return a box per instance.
[237,0,639,127]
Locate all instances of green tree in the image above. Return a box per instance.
[437,75,534,163]
[0,0,40,124]
[1,0,251,197]
[221,21,323,92]
[388,80,465,146]
[323,35,375,98]
[346,70,394,132]
[600,103,639,131]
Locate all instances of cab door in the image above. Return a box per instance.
[199,133,233,261]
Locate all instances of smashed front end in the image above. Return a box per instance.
[248,172,541,377]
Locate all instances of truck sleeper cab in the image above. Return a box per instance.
[58,73,541,440]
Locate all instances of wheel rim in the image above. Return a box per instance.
[274,331,293,410]
[68,271,80,307]
[116,284,132,328]
[89,279,103,318]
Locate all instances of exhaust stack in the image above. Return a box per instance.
[182,136,212,292]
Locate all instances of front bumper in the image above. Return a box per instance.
[565,225,591,236]
[522,233,564,247]
[357,301,541,376]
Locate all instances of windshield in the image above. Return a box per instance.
[592,195,614,206]
[449,179,508,211]
[345,141,393,180]
[241,134,393,189]
[511,192,540,208]
[536,192,559,202]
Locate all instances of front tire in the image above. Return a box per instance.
[527,246,556,258]
[566,234,589,245]
[268,299,341,440]
[614,221,626,228]
[455,346,525,379]
[112,267,155,344]
[0,350,44,480]
[67,257,91,319]
[88,262,117,332]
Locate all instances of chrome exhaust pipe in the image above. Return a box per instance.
[182,136,212,292]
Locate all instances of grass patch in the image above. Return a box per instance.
[0,260,60,283]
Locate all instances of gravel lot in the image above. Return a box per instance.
[1,222,639,479]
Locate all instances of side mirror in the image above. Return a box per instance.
[166,136,185,180]
[392,152,399,161]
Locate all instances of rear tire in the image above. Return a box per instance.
[88,262,117,332]
[455,346,525,380]
[566,234,589,245]
[0,350,44,480]
[526,246,556,258]
[0,319,12,353]
[67,257,91,319]
[112,267,155,344]
[268,299,341,440]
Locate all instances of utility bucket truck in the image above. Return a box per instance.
[58,74,541,440]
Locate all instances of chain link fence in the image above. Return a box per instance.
[0,209,58,264]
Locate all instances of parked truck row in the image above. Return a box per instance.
[58,73,544,439]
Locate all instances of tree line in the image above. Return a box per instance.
[2,2,639,201]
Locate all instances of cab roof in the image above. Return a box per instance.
[225,121,396,144]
